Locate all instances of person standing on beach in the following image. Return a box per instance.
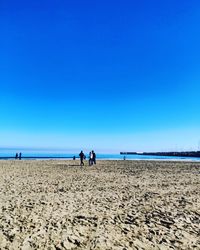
[89,151,93,166]
[79,151,85,166]
[15,153,18,159]
[19,152,22,160]
[89,150,96,165]
[92,150,96,165]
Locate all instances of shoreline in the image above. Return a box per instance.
[1,158,200,162]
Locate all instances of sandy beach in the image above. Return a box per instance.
[0,160,200,249]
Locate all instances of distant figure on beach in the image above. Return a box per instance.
[89,150,96,165]
[92,150,96,165]
[79,151,85,166]
[15,153,18,159]
[19,152,22,160]
[123,156,126,160]
[73,156,76,160]
[89,151,93,166]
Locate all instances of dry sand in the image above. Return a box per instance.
[0,160,200,250]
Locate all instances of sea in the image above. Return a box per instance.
[0,148,200,161]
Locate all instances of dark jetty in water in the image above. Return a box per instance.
[120,151,200,158]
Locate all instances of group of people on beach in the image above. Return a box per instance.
[13,151,95,164]
[79,150,96,166]
[15,152,22,160]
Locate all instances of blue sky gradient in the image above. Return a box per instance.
[1,0,200,152]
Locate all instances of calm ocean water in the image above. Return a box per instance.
[0,148,200,161]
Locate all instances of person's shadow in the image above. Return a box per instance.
[68,164,81,167]
[55,164,80,168]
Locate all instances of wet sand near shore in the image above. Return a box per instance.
[0,160,200,250]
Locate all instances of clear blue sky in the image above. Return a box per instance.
[1,0,200,152]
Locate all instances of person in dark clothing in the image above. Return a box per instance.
[15,153,18,159]
[89,151,92,166]
[79,151,85,166]
[92,150,96,165]
[19,152,22,160]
